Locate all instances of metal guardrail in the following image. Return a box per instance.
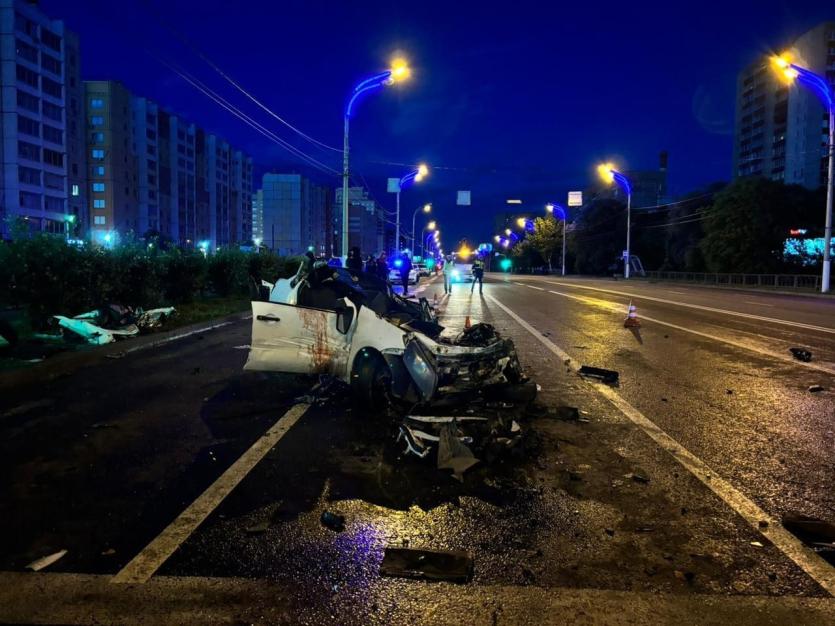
[640,271,821,291]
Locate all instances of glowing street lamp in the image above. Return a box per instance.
[494,235,501,243]
[773,53,834,293]
[546,202,568,276]
[598,162,633,278]
[394,164,428,253]
[411,201,432,255]
[341,57,411,258]
[421,219,437,257]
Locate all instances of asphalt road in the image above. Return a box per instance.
[2,273,835,625]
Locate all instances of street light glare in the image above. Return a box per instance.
[771,53,798,82]
[516,217,527,228]
[494,235,501,242]
[389,58,411,82]
[597,163,616,184]
[546,203,555,213]
[427,220,436,230]
[423,203,432,213]
[505,228,512,236]
[415,163,429,182]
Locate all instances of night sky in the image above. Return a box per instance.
[42,0,832,247]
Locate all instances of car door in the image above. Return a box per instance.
[245,300,352,377]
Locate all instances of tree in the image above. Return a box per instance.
[700,178,819,273]
[526,216,562,271]
[509,239,543,272]
[570,198,626,275]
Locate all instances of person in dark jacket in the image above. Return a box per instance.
[398,254,413,295]
[471,257,485,295]
[346,246,363,272]
[376,253,388,281]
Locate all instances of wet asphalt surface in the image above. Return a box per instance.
[1,274,835,623]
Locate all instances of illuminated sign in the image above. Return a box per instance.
[568,191,583,207]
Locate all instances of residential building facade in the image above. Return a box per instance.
[0,0,86,239]
[334,186,385,257]
[252,189,263,243]
[83,81,252,247]
[734,21,835,189]
[260,173,330,256]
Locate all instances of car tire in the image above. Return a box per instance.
[351,348,392,414]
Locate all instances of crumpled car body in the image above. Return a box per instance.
[244,265,526,405]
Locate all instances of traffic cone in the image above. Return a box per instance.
[464,315,472,329]
[623,300,641,328]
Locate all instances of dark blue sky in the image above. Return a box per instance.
[44,0,832,247]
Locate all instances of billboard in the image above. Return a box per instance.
[457,190,471,206]
[387,178,401,193]
[568,191,583,207]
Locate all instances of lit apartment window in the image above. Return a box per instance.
[92,183,105,192]
[91,116,104,127]
[90,98,104,109]
[91,149,105,160]
[94,166,105,176]
[72,184,79,196]
[93,199,106,209]
[94,215,106,225]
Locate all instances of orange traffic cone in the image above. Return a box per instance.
[623,300,641,328]
[464,315,472,329]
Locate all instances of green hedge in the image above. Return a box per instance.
[0,236,302,325]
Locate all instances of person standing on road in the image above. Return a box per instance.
[399,254,413,296]
[442,254,455,294]
[376,253,388,281]
[471,256,485,295]
[346,246,363,272]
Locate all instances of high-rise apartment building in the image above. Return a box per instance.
[84,81,252,247]
[334,186,385,257]
[734,21,835,189]
[252,189,263,243]
[0,0,86,239]
[260,173,330,256]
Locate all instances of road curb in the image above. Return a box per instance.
[0,310,250,393]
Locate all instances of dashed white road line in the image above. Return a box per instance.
[530,279,835,336]
[537,286,835,376]
[744,301,775,307]
[112,403,309,584]
[486,294,835,596]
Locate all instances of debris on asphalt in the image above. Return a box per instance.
[674,570,695,583]
[782,513,835,561]
[52,304,177,346]
[808,385,825,393]
[295,375,348,406]
[320,511,346,532]
[105,352,126,359]
[379,547,473,583]
[750,541,764,548]
[101,548,116,556]
[625,472,650,484]
[578,365,619,385]
[26,549,67,571]
[55,315,138,345]
[437,421,480,481]
[789,347,812,362]
[244,520,271,535]
[553,406,580,421]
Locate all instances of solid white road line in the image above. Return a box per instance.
[486,294,835,596]
[112,403,309,584]
[123,320,237,355]
[538,287,835,377]
[532,279,835,335]
[744,301,775,307]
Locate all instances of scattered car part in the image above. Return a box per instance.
[809,385,825,393]
[578,365,620,385]
[782,513,835,561]
[380,547,474,583]
[54,316,139,345]
[26,549,67,571]
[320,511,345,532]
[789,348,813,362]
[437,421,480,481]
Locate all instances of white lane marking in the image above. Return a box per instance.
[486,294,835,596]
[668,290,688,295]
[542,287,835,377]
[744,301,775,307]
[112,403,309,584]
[536,279,835,335]
[123,320,238,355]
[527,285,545,291]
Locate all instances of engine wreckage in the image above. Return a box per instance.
[245,263,536,477]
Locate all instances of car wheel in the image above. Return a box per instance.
[351,348,392,414]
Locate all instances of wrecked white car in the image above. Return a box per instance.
[245,264,530,410]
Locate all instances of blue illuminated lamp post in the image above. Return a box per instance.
[342,59,410,259]
[598,163,633,278]
[773,55,835,292]
[546,203,568,276]
[394,165,428,253]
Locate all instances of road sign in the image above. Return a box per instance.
[387,178,401,193]
[622,250,629,259]
[457,190,471,206]
[568,191,583,207]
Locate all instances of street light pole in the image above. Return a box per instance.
[411,203,431,255]
[773,55,834,292]
[341,60,410,259]
[394,165,428,255]
[625,190,632,279]
[598,164,633,279]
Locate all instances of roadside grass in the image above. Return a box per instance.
[167,296,250,329]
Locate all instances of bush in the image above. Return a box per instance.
[0,237,297,324]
